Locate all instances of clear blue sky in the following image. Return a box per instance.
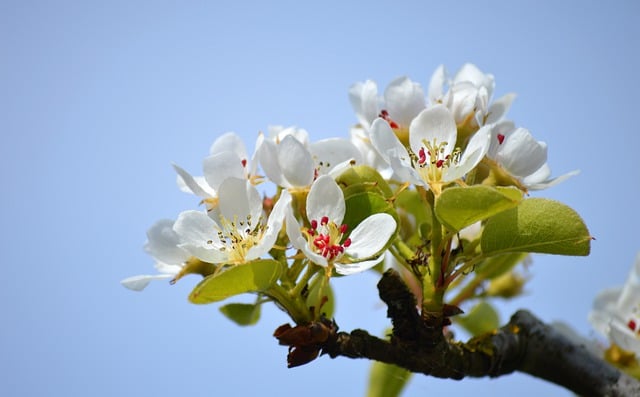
[2,1,639,396]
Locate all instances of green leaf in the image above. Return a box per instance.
[475,252,528,279]
[455,301,500,336]
[343,191,398,238]
[335,165,393,198]
[219,303,261,326]
[189,259,283,304]
[481,198,591,256]
[367,358,412,397]
[435,185,523,232]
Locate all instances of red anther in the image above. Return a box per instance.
[340,224,348,234]
[310,220,318,230]
[379,110,389,117]
[629,319,637,332]
[436,159,444,168]
[307,228,315,236]
[343,238,352,247]
[497,134,505,144]
[321,216,329,225]
[418,147,426,164]
[241,158,248,167]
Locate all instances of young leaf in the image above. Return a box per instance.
[335,164,394,198]
[366,357,412,397]
[481,198,591,256]
[189,259,283,304]
[219,303,261,326]
[455,301,500,336]
[434,185,523,232]
[475,252,528,279]
[343,191,398,238]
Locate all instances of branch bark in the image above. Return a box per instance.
[319,269,640,397]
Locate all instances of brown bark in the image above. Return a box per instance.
[316,269,640,397]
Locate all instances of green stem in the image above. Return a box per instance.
[267,284,312,324]
[290,262,318,298]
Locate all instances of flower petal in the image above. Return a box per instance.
[428,64,447,104]
[443,125,490,182]
[203,151,246,191]
[173,210,229,263]
[345,213,396,259]
[310,138,362,175]
[306,175,345,224]
[496,128,547,177]
[246,191,291,260]
[279,135,314,187]
[209,132,247,160]
[258,138,286,186]
[485,93,516,125]
[173,163,215,198]
[121,274,173,291]
[384,76,425,126]
[144,219,191,265]
[349,80,379,129]
[335,255,385,276]
[217,177,260,225]
[409,105,457,157]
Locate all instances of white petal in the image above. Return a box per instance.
[428,64,447,104]
[609,320,640,356]
[384,76,426,126]
[246,191,291,260]
[525,167,579,190]
[486,120,516,158]
[485,93,516,125]
[217,177,258,225]
[279,135,314,187]
[345,213,396,259]
[370,118,407,164]
[144,219,191,265]
[409,105,457,157]
[496,128,547,177]
[335,255,385,276]
[588,287,621,336]
[349,80,379,129]
[258,139,286,186]
[443,126,490,182]
[173,163,215,197]
[209,132,248,161]
[203,151,246,191]
[306,175,345,224]
[310,138,362,174]
[454,63,495,98]
[173,210,229,263]
[121,274,172,291]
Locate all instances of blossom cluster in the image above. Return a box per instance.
[122,63,577,327]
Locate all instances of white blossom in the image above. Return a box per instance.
[370,105,490,194]
[120,219,190,291]
[285,175,396,275]
[174,177,290,265]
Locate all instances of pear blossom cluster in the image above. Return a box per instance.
[122,63,576,324]
[349,63,575,192]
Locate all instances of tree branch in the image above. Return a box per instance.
[319,269,640,397]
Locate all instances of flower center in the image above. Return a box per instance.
[208,214,267,264]
[415,139,461,184]
[305,216,351,261]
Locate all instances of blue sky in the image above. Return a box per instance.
[2,1,639,396]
